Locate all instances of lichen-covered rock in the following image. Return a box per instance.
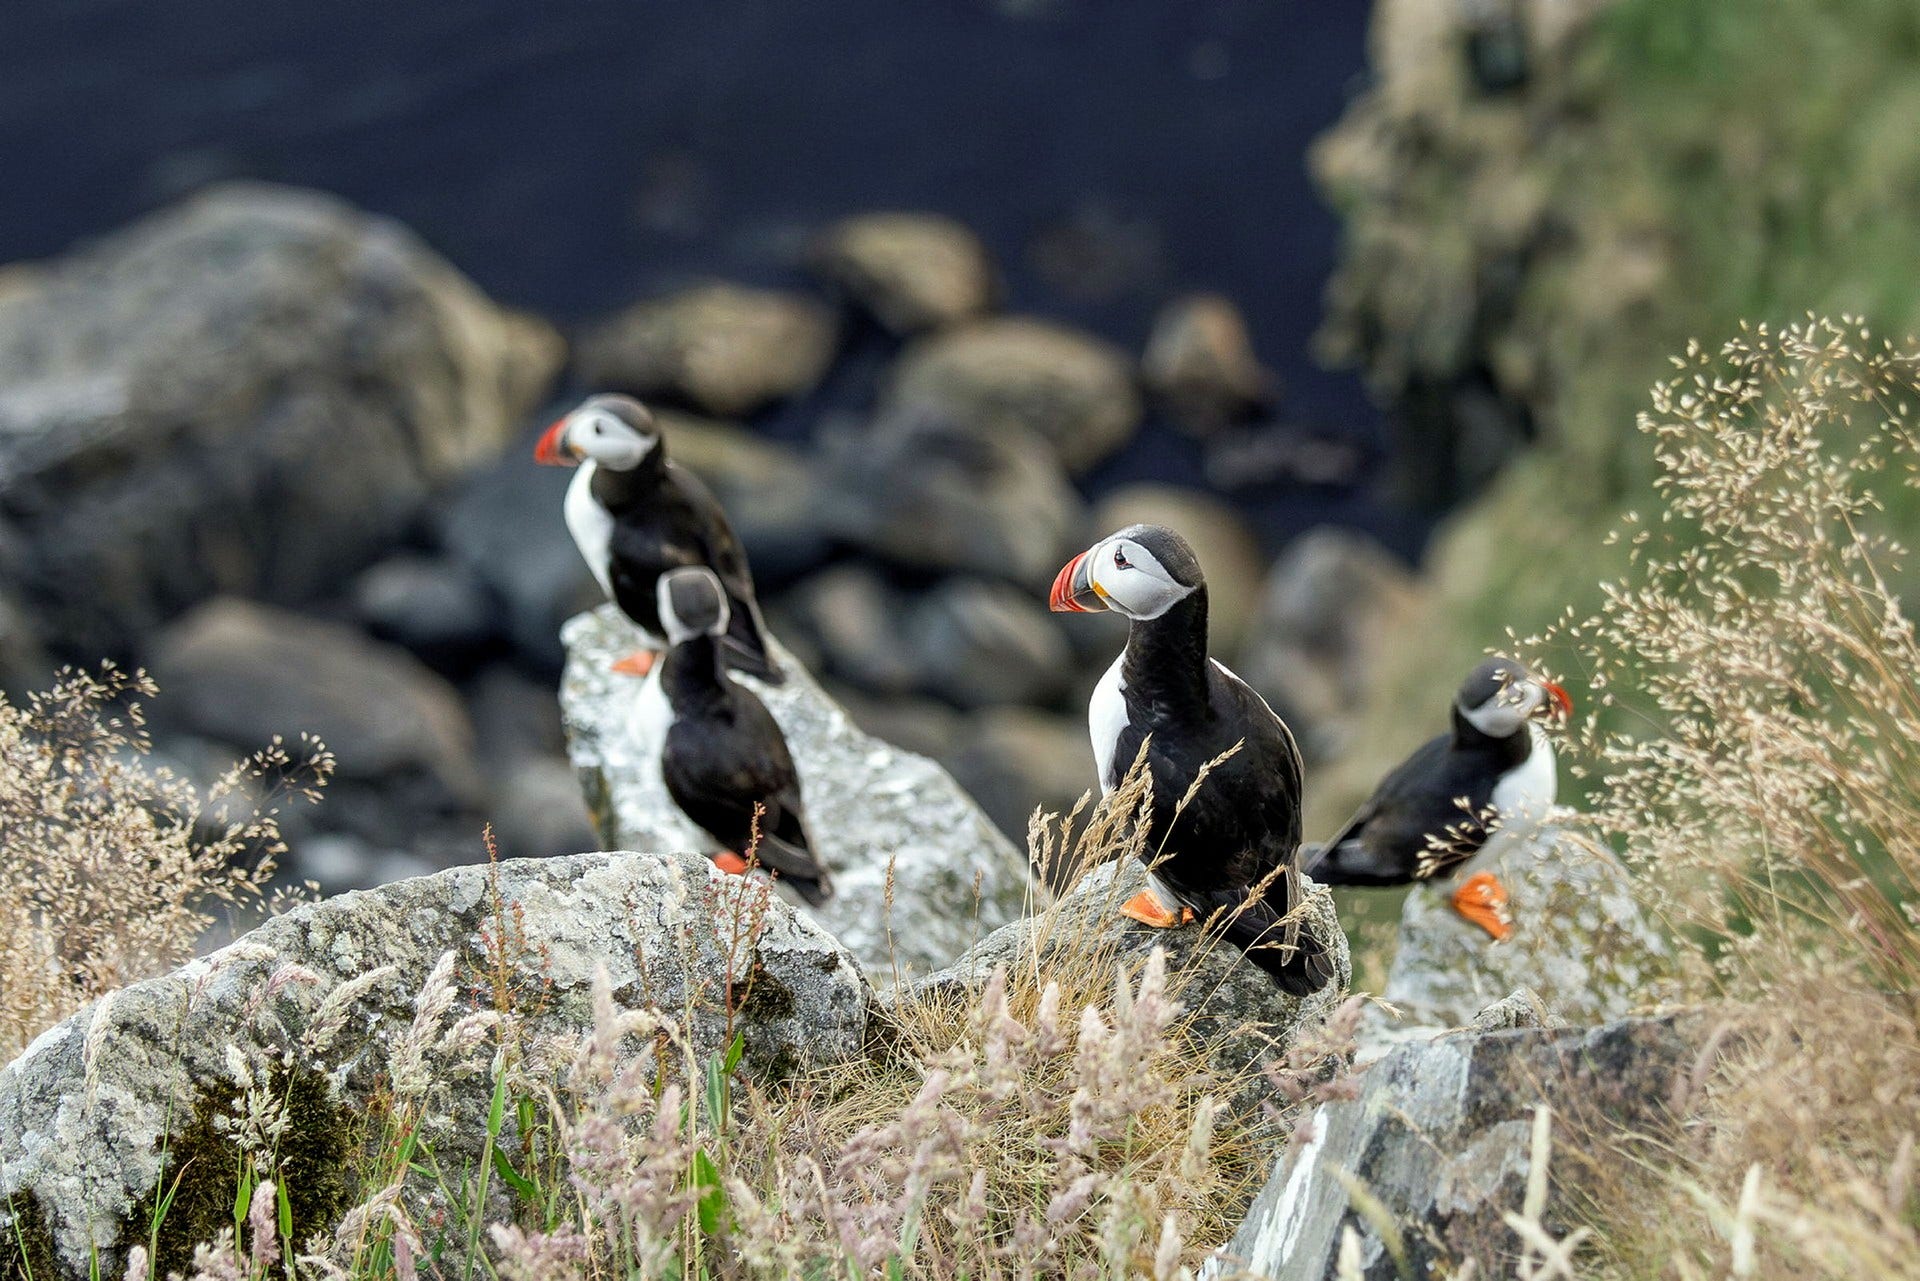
[1207,1010,1706,1280]
[886,317,1141,472]
[0,182,563,658]
[560,604,1032,978]
[574,281,837,417]
[913,859,1351,1099]
[0,850,867,1280]
[1363,826,1665,1054]
[809,212,997,335]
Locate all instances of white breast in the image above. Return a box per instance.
[564,462,615,598]
[1089,654,1130,793]
[1490,723,1558,826]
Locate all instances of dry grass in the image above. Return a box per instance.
[110,755,1322,1281]
[0,666,329,1061]
[1522,318,1920,1278]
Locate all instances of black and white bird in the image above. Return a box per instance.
[1049,523,1334,996]
[1304,656,1571,940]
[535,394,781,683]
[639,566,832,905]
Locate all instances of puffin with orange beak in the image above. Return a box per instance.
[1050,523,1334,997]
[1304,656,1572,940]
[534,394,780,683]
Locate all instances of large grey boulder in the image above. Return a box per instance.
[809,212,998,335]
[886,317,1142,473]
[1208,1010,1705,1280]
[574,282,837,417]
[149,596,480,800]
[814,406,1087,591]
[0,850,868,1281]
[1142,293,1273,435]
[560,604,1032,978]
[0,182,563,657]
[1364,826,1665,1053]
[913,859,1351,1106]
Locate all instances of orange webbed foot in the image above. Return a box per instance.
[1120,891,1196,929]
[1452,871,1513,941]
[712,851,752,876]
[610,650,658,677]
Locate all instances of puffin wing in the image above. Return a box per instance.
[661,698,831,902]
[665,462,783,683]
[1307,733,1490,885]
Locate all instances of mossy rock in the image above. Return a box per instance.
[0,850,869,1278]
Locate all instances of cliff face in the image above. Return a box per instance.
[1309,0,1920,821]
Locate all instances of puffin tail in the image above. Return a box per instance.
[1186,877,1336,997]
[722,607,785,685]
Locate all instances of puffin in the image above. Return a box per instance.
[1049,523,1334,996]
[534,394,781,683]
[642,566,833,905]
[1303,656,1572,940]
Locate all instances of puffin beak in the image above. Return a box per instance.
[533,418,575,466]
[1542,681,1573,721]
[1049,551,1106,613]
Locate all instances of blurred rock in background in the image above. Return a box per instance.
[0,177,1416,900]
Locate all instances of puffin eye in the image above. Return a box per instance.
[1113,547,1132,570]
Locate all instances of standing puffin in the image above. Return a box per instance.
[1050,523,1333,995]
[643,567,833,905]
[534,394,781,683]
[1304,656,1572,940]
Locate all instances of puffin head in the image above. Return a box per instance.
[534,394,660,470]
[657,566,731,646]
[1455,656,1573,737]
[1049,523,1203,621]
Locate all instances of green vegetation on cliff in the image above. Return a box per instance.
[1311,0,1920,817]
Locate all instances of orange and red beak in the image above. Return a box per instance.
[533,417,575,466]
[1542,680,1573,721]
[1049,551,1105,613]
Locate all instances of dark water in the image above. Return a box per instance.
[1,0,1410,550]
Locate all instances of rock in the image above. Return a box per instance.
[1235,528,1424,762]
[574,282,837,417]
[914,858,1350,1105]
[886,317,1141,472]
[149,597,480,802]
[1363,826,1666,1054]
[560,604,1031,978]
[809,212,997,335]
[787,568,1071,710]
[0,850,868,1279]
[464,663,569,768]
[349,554,501,669]
[0,182,563,658]
[815,407,1086,590]
[826,683,967,762]
[1142,293,1273,434]
[434,442,605,672]
[1091,484,1265,655]
[784,564,922,697]
[902,578,1073,709]
[1208,1011,1706,1279]
[489,756,599,861]
[943,708,1097,849]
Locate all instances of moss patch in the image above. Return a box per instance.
[1,1192,59,1281]
[125,1063,361,1279]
